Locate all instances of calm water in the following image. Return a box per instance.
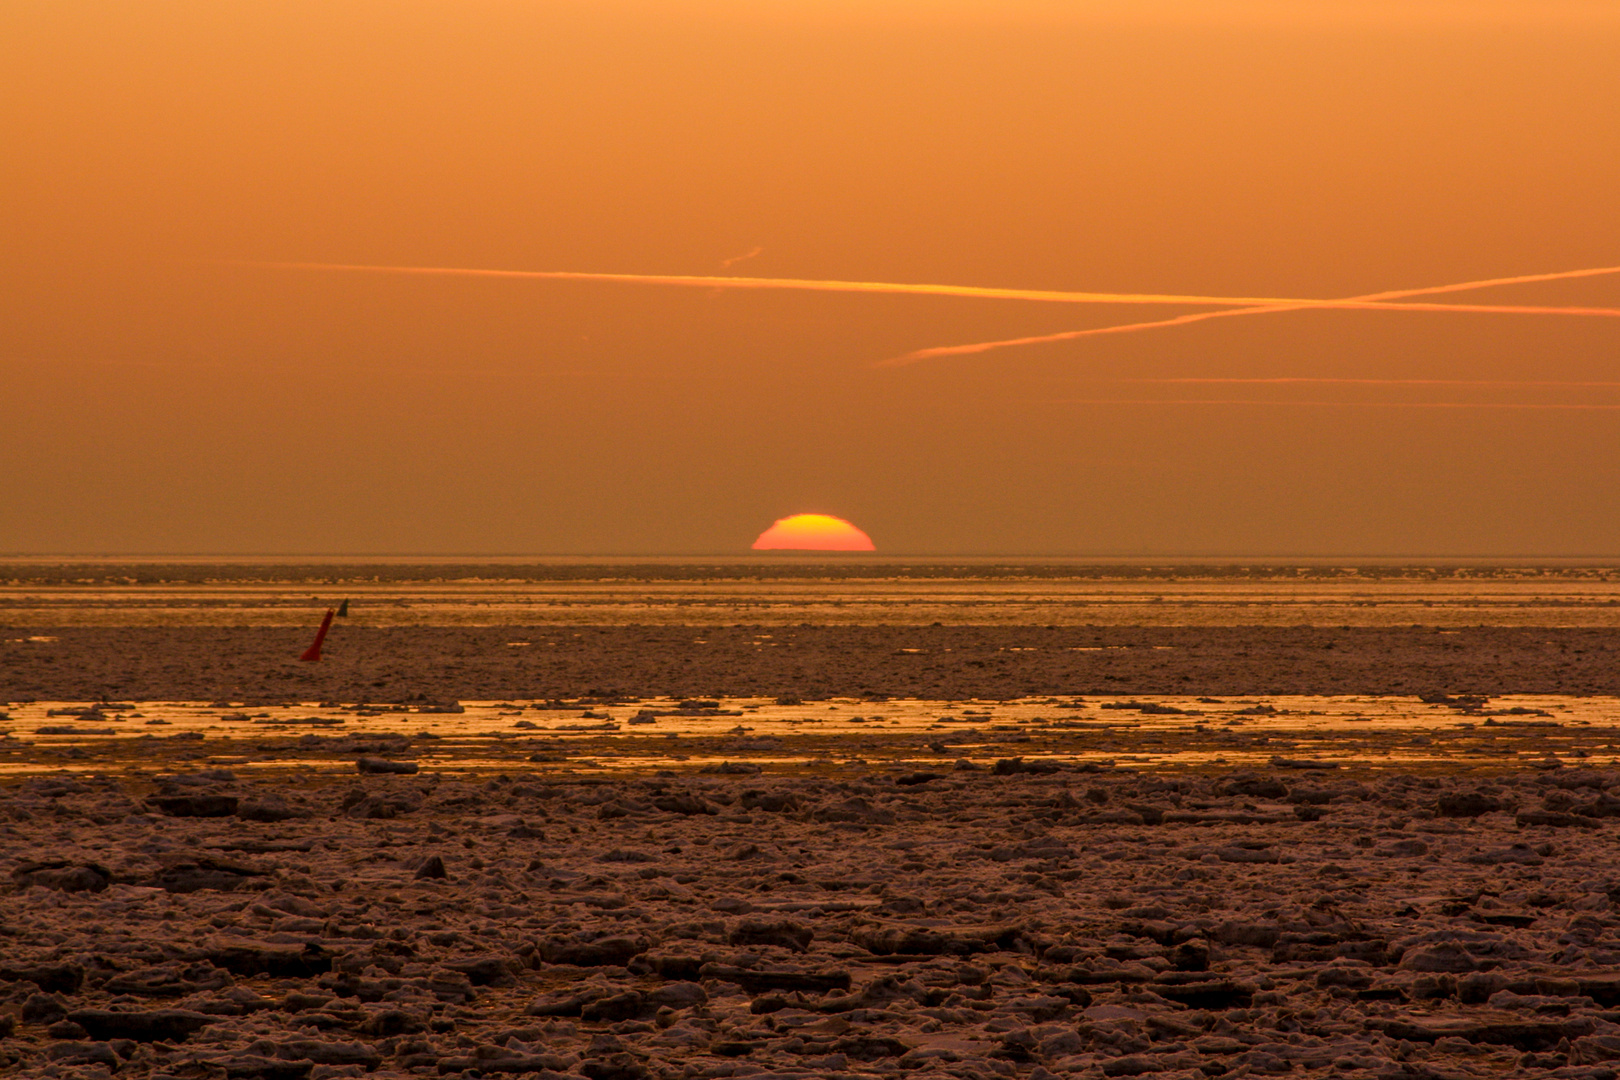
[5,694,1617,775]
[4,560,1620,627]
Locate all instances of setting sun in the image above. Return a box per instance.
[751,513,875,551]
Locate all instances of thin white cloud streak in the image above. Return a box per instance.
[719,246,765,269]
[884,264,1620,366]
[234,260,1620,320]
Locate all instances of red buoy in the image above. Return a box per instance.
[299,609,336,662]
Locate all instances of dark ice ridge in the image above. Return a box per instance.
[10,765,1620,1079]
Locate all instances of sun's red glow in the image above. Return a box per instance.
[751,513,875,551]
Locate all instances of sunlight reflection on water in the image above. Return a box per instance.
[3,694,1617,775]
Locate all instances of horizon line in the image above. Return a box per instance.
[6,553,1620,564]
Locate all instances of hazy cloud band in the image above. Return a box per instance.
[1114,377,1620,388]
[1044,399,1620,411]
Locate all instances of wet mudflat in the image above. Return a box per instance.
[8,625,1620,704]
[8,703,1620,1078]
[8,563,1620,703]
[6,563,1620,1078]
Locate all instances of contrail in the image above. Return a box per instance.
[884,263,1620,365]
[719,246,764,269]
[234,260,1620,319]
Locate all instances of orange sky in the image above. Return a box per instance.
[4,0,1620,556]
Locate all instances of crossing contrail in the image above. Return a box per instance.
[235,260,1620,320]
[883,264,1620,365]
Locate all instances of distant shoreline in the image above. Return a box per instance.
[3,559,1620,586]
[5,554,1620,565]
